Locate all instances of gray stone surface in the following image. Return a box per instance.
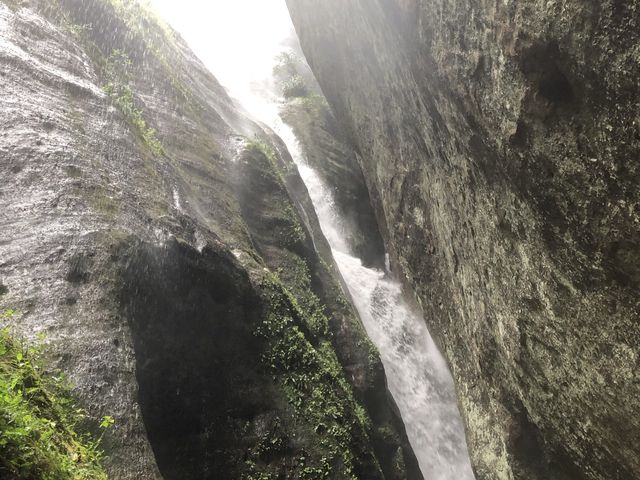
[0,0,420,478]
[286,0,640,479]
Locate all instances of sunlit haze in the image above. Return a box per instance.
[148,0,294,121]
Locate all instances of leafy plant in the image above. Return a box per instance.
[1,309,17,319]
[99,416,115,430]
[103,50,164,156]
[106,0,192,104]
[273,52,313,99]
[282,75,309,99]
[253,276,376,479]
[0,328,108,479]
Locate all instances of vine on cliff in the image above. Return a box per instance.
[103,49,164,156]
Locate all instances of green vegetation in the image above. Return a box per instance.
[107,0,192,105]
[243,140,307,247]
[0,328,108,479]
[108,0,175,44]
[248,275,379,480]
[282,75,309,99]
[273,53,310,99]
[1,309,17,319]
[273,52,299,82]
[276,257,329,339]
[273,51,330,118]
[240,137,384,477]
[37,0,192,149]
[244,139,283,181]
[103,50,164,156]
[299,94,331,117]
[282,204,307,246]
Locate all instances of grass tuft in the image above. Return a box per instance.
[0,328,108,479]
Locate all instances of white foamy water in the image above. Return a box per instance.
[296,164,352,255]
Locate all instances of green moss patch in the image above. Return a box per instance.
[247,275,380,480]
[275,256,330,339]
[104,50,164,157]
[241,140,307,249]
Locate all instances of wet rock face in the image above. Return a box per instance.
[274,49,386,268]
[118,239,267,479]
[0,0,420,478]
[0,2,162,476]
[287,0,640,479]
[236,140,423,480]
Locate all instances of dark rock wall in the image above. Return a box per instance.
[118,239,264,479]
[286,0,640,479]
[0,0,419,478]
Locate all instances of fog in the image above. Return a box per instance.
[148,0,294,115]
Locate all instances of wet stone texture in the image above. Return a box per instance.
[286,0,639,479]
[0,0,420,478]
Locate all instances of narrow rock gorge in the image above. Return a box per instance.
[1,0,638,479]
[0,0,420,478]
[286,1,640,479]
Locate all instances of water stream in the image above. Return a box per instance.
[253,104,475,480]
[148,2,475,477]
[295,159,475,480]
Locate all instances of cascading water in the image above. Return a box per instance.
[257,108,476,480]
[149,1,475,477]
[295,161,475,480]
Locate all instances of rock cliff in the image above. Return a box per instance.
[0,0,420,478]
[287,1,640,479]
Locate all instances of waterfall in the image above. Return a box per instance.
[275,111,475,479]
[148,1,476,477]
[287,134,476,480]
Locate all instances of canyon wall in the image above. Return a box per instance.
[0,1,420,478]
[286,0,640,479]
